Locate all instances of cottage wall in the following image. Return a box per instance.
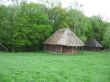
[62,46,80,54]
[84,46,101,51]
[44,44,61,53]
[44,44,80,54]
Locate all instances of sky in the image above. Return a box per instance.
[61,0,110,21]
[0,0,110,21]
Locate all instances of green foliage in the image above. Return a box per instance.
[0,3,53,51]
[103,25,110,49]
[0,52,110,82]
[15,3,53,47]
[66,9,89,41]
[87,16,108,41]
[48,6,68,31]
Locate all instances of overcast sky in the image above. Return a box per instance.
[0,0,110,21]
[61,0,110,21]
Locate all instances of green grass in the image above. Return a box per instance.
[0,51,110,82]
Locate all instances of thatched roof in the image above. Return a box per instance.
[44,28,84,47]
[85,39,103,48]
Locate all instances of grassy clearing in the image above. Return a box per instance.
[0,51,110,82]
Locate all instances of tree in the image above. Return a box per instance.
[48,6,68,31]
[0,5,16,51]
[66,9,89,42]
[14,3,53,50]
[103,25,110,50]
[87,16,108,42]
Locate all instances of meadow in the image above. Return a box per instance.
[0,51,110,82]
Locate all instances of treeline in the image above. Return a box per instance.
[0,0,110,52]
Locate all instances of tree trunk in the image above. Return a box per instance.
[12,47,14,52]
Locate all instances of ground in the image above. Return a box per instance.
[0,51,110,82]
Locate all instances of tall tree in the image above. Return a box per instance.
[48,6,68,31]
[103,25,110,50]
[87,16,108,41]
[14,3,53,50]
[67,9,88,42]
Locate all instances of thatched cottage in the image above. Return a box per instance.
[44,28,84,54]
[85,39,103,51]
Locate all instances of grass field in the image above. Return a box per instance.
[0,51,110,82]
